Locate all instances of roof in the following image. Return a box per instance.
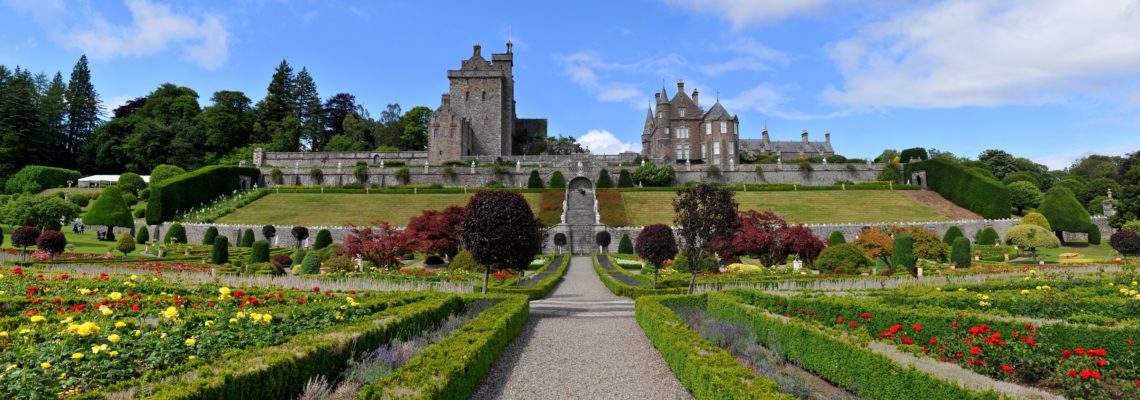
[702,101,735,121]
[740,139,834,154]
[79,175,151,183]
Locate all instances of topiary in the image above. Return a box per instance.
[299,251,321,274]
[828,231,846,245]
[448,250,485,272]
[617,169,634,188]
[164,223,187,244]
[1005,224,1060,262]
[82,185,134,240]
[553,233,567,251]
[291,226,309,247]
[211,236,230,265]
[270,253,292,270]
[942,226,964,246]
[203,226,219,245]
[951,237,971,268]
[1001,171,1041,188]
[1109,230,1140,263]
[117,173,146,195]
[618,233,634,254]
[250,240,270,263]
[313,229,332,250]
[899,147,928,162]
[597,169,614,188]
[291,248,307,267]
[527,170,544,189]
[1020,212,1052,232]
[135,226,149,244]
[115,233,136,256]
[976,227,1000,245]
[240,228,255,247]
[596,231,612,252]
[815,243,870,274]
[1038,186,1100,244]
[891,234,916,275]
[549,171,566,189]
[149,164,186,185]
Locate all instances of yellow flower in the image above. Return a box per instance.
[71,353,84,360]
[188,355,196,361]
[91,344,108,354]
[184,338,196,346]
[236,312,246,319]
[133,330,141,337]
[263,314,273,323]
[108,351,119,357]
[162,306,179,319]
[228,318,238,324]
[108,292,123,301]
[218,287,231,296]
[59,372,67,379]
[29,315,46,323]
[99,305,113,316]
[1109,282,1115,286]
[204,320,213,326]
[1029,269,1037,274]
[67,322,101,337]
[935,287,942,291]
[130,274,139,281]
[107,334,121,343]
[114,321,127,329]
[40,362,51,369]
[0,331,7,338]
[1021,289,1030,295]
[78,288,92,295]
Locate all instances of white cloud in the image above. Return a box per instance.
[721,83,856,120]
[1034,143,1139,170]
[662,0,828,29]
[559,51,688,107]
[68,0,230,70]
[578,129,640,154]
[701,39,788,75]
[2,0,64,22]
[825,0,1140,108]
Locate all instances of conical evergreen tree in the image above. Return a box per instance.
[66,55,100,160]
[0,68,46,180]
[294,67,324,150]
[40,72,69,166]
[261,60,295,123]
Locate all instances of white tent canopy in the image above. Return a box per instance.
[77,175,150,188]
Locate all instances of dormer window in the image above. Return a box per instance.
[679,108,686,117]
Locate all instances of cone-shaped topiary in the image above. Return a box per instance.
[1020,212,1052,232]
[211,236,229,265]
[942,226,964,245]
[313,229,332,250]
[1038,186,1100,244]
[527,170,544,189]
[976,227,999,245]
[203,226,218,245]
[300,251,321,274]
[829,231,846,245]
[82,185,134,241]
[291,248,307,268]
[549,171,566,189]
[597,169,614,188]
[951,237,971,268]
[164,223,187,244]
[618,233,634,254]
[135,226,149,244]
[240,228,255,247]
[891,234,916,275]
[250,240,270,263]
[617,169,634,188]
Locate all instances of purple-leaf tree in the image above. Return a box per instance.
[462,191,543,293]
[291,226,309,248]
[673,184,739,293]
[1110,230,1140,264]
[635,224,677,289]
[596,231,612,253]
[12,226,41,261]
[36,230,67,264]
[553,233,567,253]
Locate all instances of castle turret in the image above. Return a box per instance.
[762,128,770,145]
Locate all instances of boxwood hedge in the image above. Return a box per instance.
[904,159,1011,219]
[146,166,261,225]
[4,165,81,194]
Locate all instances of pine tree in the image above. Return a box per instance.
[261,60,295,123]
[66,55,100,160]
[0,68,46,180]
[294,67,324,150]
[40,72,69,166]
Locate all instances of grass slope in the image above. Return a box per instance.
[619,191,951,226]
[215,193,544,227]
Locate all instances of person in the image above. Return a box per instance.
[577,188,586,195]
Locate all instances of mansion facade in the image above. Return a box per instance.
[641,81,740,166]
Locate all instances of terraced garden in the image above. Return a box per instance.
[215,192,546,226]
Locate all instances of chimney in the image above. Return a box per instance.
[677,79,684,94]
[692,88,699,107]
[825,130,831,143]
[441,93,450,108]
[762,128,770,145]
[802,129,809,144]
[473,44,481,57]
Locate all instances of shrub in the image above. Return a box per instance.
[597,169,614,188]
[146,165,260,224]
[121,192,139,207]
[117,172,146,194]
[133,207,145,219]
[353,164,369,185]
[942,226,964,245]
[891,234,916,274]
[4,165,81,194]
[1020,212,1052,231]
[976,227,999,245]
[270,169,283,185]
[300,251,321,274]
[596,231,611,252]
[135,226,149,244]
[82,185,133,237]
[115,233,136,256]
[899,147,928,162]
[950,237,971,268]
[1007,181,1042,215]
[904,158,1011,219]
[1002,171,1041,188]
[212,236,230,265]
[35,230,67,262]
[240,228,255,247]
[527,170,544,189]
[636,224,677,289]
[164,223,187,244]
[829,230,846,245]
[854,227,892,265]
[632,162,675,187]
[291,248,307,267]
[815,243,870,274]
[1109,230,1140,263]
[1038,186,1101,244]
[137,188,150,201]
[308,167,324,185]
[1005,224,1060,261]
[1124,220,1140,233]
[394,166,410,185]
[322,255,356,273]
[617,169,634,188]
[313,229,332,250]
[549,171,566,189]
[149,164,186,185]
[291,226,310,247]
[270,253,292,269]
[877,163,900,183]
[448,250,484,272]
[618,234,633,254]
[69,193,92,208]
[203,226,219,245]
[250,240,270,263]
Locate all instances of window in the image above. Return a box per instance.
[728,142,734,155]
[450,127,455,137]
[675,143,690,160]
[714,141,721,155]
[666,127,670,136]
[465,92,469,101]
[677,127,688,139]
[720,121,727,134]
[679,108,686,117]
[433,128,439,137]
[705,123,711,135]
[701,144,707,159]
[482,91,486,101]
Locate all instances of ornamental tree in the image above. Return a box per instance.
[710,210,786,267]
[951,237,971,268]
[135,226,149,244]
[82,185,133,241]
[942,226,965,246]
[404,206,465,258]
[203,226,219,245]
[976,227,1000,245]
[891,234,916,275]
[617,234,633,254]
[149,164,185,185]
[597,169,614,188]
[250,240,270,263]
[829,231,846,245]
[164,223,187,244]
[890,226,948,262]
[313,229,332,250]
[527,170,544,189]
[0,194,81,231]
[782,225,825,265]
[12,226,41,260]
[549,171,566,189]
[343,221,408,270]
[1004,224,1060,263]
[291,226,310,248]
[262,225,277,243]
[1020,212,1052,231]
[1008,181,1042,215]
[1109,230,1140,264]
[115,232,136,256]
[1038,186,1100,244]
[553,233,567,253]
[462,191,544,293]
[211,236,229,265]
[854,227,893,266]
[635,224,677,289]
[617,169,634,188]
[240,228,256,247]
[674,184,739,293]
[596,231,612,253]
[815,243,869,274]
[35,230,67,263]
[117,173,146,195]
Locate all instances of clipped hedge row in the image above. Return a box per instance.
[487,254,568,300]
[359,294,529,399]
[146,166,261,224]
[4,165,82,194]
[904,159,1011,219]
[270,186,547,195]
[706,292,1001,400]
[593,255,685,298]
[607,184,920,192]
[635,295,793,399]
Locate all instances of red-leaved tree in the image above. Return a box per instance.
[404,206,465,258]
[12,226,41,261]
[674,184,739,293]
[781,225,825,265]
[635,224,677,289]
[462,191,544,293]
[1110,230,1140,263]
[36,230,67,264]
[343,221,407,269]
[710,210,787,266]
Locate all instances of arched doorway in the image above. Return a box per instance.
[565,177,597,255]
[567,176,593,192]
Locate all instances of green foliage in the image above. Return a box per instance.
[0,194,82,231]
[815,243,870,274]
[905,158,1011,219]
[203,226,219,245]
[394,166,410,185]
[291,248,307,267]
[487,254,569,300]
[899,147,929,162]
[526,170,543,189]
[117,172,146,194]
[146,165,261,224]
[300,250,321,274]
[121,193,138,207]
[1007,181,1042,215]
[114,232,136,255]
[549,171,566,189]
[951,237,971,268]
[891,234,916,273]
[135,226,149,244]
[617,169,634,188]
[1001,171,1041,188]
[448,250,484,272]
[240,228,255,247]
[976,227,1000,245]
[163,223,187,244]
[3,165,81,194]
[942,226,964,245]
[353,164,369,184]
[829,230,846,245]
[1020,212,1052,231]
[632,162,676,187]
[1004,224,1061,250]
[597,169,614,188]
[149,164,186,185]
[618,234,634,254]
[313,229,332,250]
[81,185,134,229]
[877,163,900,183]
[211,236,230,265]
[1123,220,1140,233]
[1038,186,1100,244]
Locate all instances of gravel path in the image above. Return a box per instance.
[471,256,692,400]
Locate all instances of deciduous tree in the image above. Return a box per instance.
[12,226,41,260]
[635,224,677,289]
[344,221,407,269]
[854,227,893,266]
[674,184,738,293]
[462,191,543,293]
[405,206,465,258]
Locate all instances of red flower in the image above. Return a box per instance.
[901,337,914,345]
[930,337,938,345]
[1074,348,1086,355]
[1134,380,1140,387]
[849,321,858,327]
[858,313,872,319]
[912,324,922,331]
[1096,359,1107,367]
[1068,370,1078,378]
[837,317,844,323]
[970,346,981,355]
[1061,350,1072,358]
[1087,348,1106,357]
[951,321,959,327]
[1001,365,1013,373]
[1128,339,1135,346]
[1022,337,1037,346]
[312,286,321,292]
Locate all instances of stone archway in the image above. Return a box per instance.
[565,177,597,255]
[910,171,927,188]
[567,176,593,192]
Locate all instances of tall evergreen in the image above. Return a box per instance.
[294,67,324,150]
[261,60,296,123]
[0,68,46,181]
[65,55,100,160]
[40,72,69,165]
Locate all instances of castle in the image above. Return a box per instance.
[427,43,547,163]
[641,81,740,167]
[739,129,835,162]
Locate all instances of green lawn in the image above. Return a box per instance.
[215,193,544,227]
[1027,242,1118,264]
[619,190,951,226]
[1,224,116,255]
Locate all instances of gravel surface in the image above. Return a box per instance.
[471,256,692,400]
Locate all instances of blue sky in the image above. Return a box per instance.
[2,0,1139,169]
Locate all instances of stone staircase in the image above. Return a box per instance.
[565,187,599,255]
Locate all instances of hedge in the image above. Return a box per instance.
[635,295,792,399]
[4,165,81,194]
[707,292,1001,400]
[905,159,1011,219]
[359,294,529,399]
[146,165,261,225]
[485,254,568,300]
[593,255,685,298]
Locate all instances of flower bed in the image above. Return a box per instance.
[592,255,685,299]
[486,254,568,300]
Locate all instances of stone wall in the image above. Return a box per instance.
[258,150,428,168]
